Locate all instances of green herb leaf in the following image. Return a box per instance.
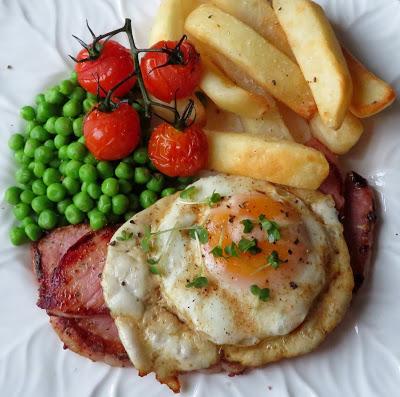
[189,226,209,244]
[259,214,281,243]
[117,230,134,241]
[141,225,152,252]
[238,238,261,255]
[241,219,254,233]
[180,186,198,201]
[250,284,270,302]
[206,191,222,206]
[224,242,239,257]
[147,258,160,265]
[149,265,161,275]
[186,276,209,288]
[211,245,223,257]
[268,250,283,269]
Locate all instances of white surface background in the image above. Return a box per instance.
[0,0,399,396]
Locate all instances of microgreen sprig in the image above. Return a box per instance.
[259,214,281,243]
[250,285,270,302]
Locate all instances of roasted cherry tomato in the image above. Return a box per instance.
[84,103,140,160]
[148,123,208,177]
[140,39,202,102]
[75,40,136,97]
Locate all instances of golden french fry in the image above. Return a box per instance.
[273,0,352,130]
[343,49,397,118]
[151,94,207,126]
[206,130,329,189]
[240,103,293,141]
[185,4,317,119]
[309,112,364,155]
[200,58,271,118]
[149,0,202,44]
[209,0,295,60]
[205,101,244,132]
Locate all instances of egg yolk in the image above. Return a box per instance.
[204,193,309,288]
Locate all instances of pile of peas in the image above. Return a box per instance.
[4,71,191,245]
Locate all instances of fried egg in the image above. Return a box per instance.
[102,175,353,391]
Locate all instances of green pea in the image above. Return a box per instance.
[35,94,45,105]
[30,125,50,142]
[31,195,52,213]
[65,160,82,179]
[20,189,35,204]
[58,145,69,160]
[54,134,70,149]
[81,181,89,192]
[43,168,61,186]
[128,193,139,211]
[88,209,107,231]
[24,138,41,158]
[32,180,47,196]
[146,173,165,193]
[79,164,97,183]
[70,71,78,84]
[78,136,85,144]
[140,190,158,209]
[14,150,30,166]
[70,86,86,101]
[133,147,149,165]
[25,120,38,134]
[4,186,22,205]
[122,156,134,165]
[34,145,53,164]
[97,195,112,214]
[8,133,25,151]
[57,198,72,214]
[9,226,28,246]
[16,167,33,185]
[20,106,36,121]
[38,209,58,230]
[28,161,36,171]
[25,223,43,241]
[177,176,194,185]
[112,194,129,215]
[55,117,73,136]
[59,79,75,96]
[161,187,177,197]
[49,158,60,169]
[59,160,68,176]
[97,161,114,179]
[67,142,87,161]
[47,183,67,202]
[73,116,84,137]
[115,162,134,180]
[65,204,85,224]
[62,177,80,195]
[84,152,97,165]
[45,87,66,105]
[87,183,102,199]
[83,98,97,113]
[13,202,31,221]
[63,99,82,118]
[134,167,151,184]
[36,101,58,123]
[73,191,94,212]
[44,140,55,150]
[118,180,132,194]
[21,216,35,228]
[44,116,57,133]
[32,162,46,178]
[124,211,136,221]
[101,178,119,197]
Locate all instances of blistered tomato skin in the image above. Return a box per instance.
[148,123,208,177]
[84,104,141,161]
[141,40,202,102]
[75,40,136,97]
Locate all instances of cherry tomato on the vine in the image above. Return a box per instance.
[75,40,136,97]
[140,39,202,103]
[84,103,141,161]
[148,123,208,177]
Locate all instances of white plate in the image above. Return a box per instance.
[0,0,399,396]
